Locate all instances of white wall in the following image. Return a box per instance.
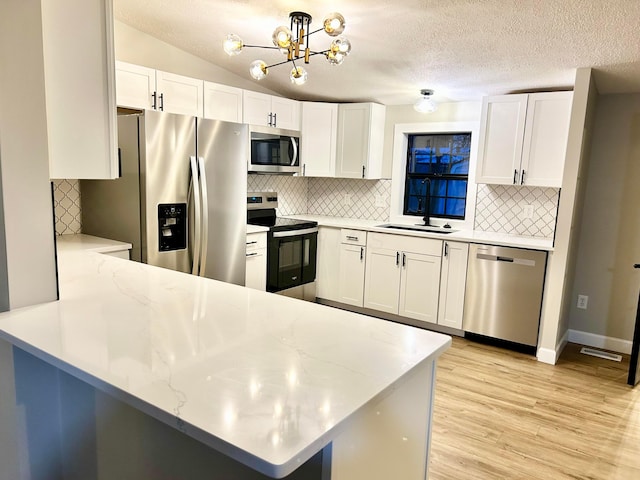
[536,68,597,364]
[568,94,640,350]
[114,20,278,95]
[0,0,58,309]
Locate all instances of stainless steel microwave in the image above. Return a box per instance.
[248,125,300,174]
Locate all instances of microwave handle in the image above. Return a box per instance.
[290,137,298,166]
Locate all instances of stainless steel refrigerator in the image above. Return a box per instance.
[81,109,248,286]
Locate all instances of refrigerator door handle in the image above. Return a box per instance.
[197,156,209,276]
[189,156,202,276]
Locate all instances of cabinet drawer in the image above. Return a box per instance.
[368,232,442,256]
[340,229,367,246]
[246,232,267,251]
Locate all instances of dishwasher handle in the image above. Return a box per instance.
[476,252,535,267]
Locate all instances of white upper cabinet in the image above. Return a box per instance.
[115,62,155,110]
[203,81,243,123]
[155,71,203,117]
[42,0,118,179]
[243,91,300,130]
[300,102,338,177]
[336,103,386,179]
[115,61,204,117]
[476,91,573,187]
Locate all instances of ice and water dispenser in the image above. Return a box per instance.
[158,203,186,251]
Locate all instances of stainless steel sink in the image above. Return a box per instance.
[376,224,458,234]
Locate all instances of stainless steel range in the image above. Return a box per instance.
[247,192,318,300]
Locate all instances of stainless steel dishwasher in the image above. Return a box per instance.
[463,244,547,347]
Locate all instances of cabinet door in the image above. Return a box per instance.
[336,103,369,178]
[203,81,243,122]
[245,250,267,290]
[338,244,366,307]
[316,227,341,301]
[156,70,203,117]
[363,247,400,314]
[437,241,468,329]
[271,97,300,130]
[115,61,156,110]
[301,102,338,177]
[520,91,573,188]
[42,0,118,180]
[243,91,272,126]
[398,252,441,324]
[476,94,528,185]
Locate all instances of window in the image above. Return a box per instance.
[403,133,471,220]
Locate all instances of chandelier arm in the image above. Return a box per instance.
[243,45,281,50]
[264,58,296,69]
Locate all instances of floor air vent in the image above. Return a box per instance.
[580,347,622,362]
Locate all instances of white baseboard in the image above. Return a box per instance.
[536,330,568,365]
[568,329,632,355]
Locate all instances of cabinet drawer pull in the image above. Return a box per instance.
[246,241,258,245]
[246,252,259,257]
[346,235,359,241]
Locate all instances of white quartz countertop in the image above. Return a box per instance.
[283,215,554,251]
[246,224,270,234]
[56,233,132,253]
[0,249,451,478]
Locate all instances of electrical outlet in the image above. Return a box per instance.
[577,294,588,310]
[375,194,386,208]
[343,193,352,207]
[523,204,534,219]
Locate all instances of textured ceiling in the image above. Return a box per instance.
[113,0,640,105]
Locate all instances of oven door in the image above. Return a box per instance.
[267,228,318,292]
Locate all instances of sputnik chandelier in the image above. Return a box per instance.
[223,11,351,85]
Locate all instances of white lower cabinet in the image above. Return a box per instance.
[245,232,267,291]
[364,233,442,324]
[437,241,469,329]
[338,230,367,307]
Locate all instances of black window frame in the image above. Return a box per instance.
[403,132,472,221]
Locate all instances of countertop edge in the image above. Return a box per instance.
[282,215,554,251]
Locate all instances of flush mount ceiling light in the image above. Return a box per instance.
[414,89,438,113]
[223,11,350,86]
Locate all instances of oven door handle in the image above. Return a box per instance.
[272,227,318,238]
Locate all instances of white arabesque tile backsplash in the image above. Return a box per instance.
[54,176,558,241]
[307,178,392,221]
[474,184,559,238]
[53,179,82,235]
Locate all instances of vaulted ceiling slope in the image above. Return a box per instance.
[114,0,640,105]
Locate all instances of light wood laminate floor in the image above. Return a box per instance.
[429,337,640,479]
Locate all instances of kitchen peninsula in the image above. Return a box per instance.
[0,244,450,479]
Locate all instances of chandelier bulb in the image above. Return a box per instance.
[330,36,351,56]
[272,26,293,51]
[290,66,308,85]
[223,34,243,56]
[249,60,268,81]
[323,12,346,36]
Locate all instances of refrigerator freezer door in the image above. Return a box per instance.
[139,110,194,273]
[197,119,248,286]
